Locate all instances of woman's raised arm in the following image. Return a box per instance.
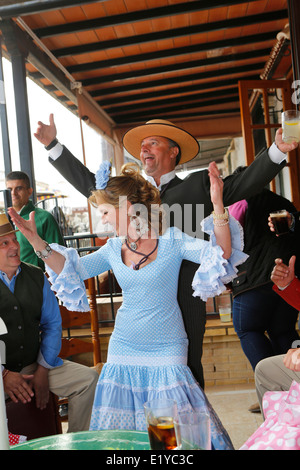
[8,207,66,274]
[208,161,231,259]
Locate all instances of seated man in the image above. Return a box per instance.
[0,213,98,432]
[255,255,300,413]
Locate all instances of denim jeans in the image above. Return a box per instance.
[232,283,299,370]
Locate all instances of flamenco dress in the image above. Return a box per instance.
[47,216,247,450]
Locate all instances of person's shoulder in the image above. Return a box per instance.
[34,206,57,221]
[182,169,208,182]
[254,188,296,210]
[102,236,122,250]
[105,235,117,244]
[20,261,44,281]
[161,226,184,241]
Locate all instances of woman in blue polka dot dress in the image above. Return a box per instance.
[9,161,247,450]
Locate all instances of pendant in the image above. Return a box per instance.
[125,236,140,251]
[129,241,138,251]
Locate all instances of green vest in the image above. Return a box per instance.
[0,263,44,372]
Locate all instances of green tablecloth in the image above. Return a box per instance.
[11,430,150,450]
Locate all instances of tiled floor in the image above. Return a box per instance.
[205,383,264,449]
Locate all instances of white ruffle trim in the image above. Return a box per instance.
[46,243,90,312]
[192,214,248,301]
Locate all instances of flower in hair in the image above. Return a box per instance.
[95,160,112,189]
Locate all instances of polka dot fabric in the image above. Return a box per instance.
[240,381,300,450]
[8,431,27,446]
[47,221,246,451]
[89,362,234,450]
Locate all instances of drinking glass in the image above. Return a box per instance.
[174,410,211,450]
[282,110,300,143]
[144,398,178,450]
[269,210,289,236]
[219,306,231,322]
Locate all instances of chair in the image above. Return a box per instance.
[6,392,62,441]
[59,276,102,366]
[58,276,104,421]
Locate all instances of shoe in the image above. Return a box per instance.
[248,402,261,413]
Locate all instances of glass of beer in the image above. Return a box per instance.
[269,210,289,236]
[282,110,300,143]
[174,410,211,450]
[144,399,178,450]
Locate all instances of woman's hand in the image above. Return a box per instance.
[8,207,66,274]
[208,161,224,211]
[8,207,40,245]
[208,161,231,259]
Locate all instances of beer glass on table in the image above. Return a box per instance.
[174,411,211,450]
[144,399,178,450]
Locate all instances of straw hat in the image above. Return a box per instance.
[122,119,200,164]
[0,213,17,237]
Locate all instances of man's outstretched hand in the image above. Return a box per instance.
[34,113,57,147]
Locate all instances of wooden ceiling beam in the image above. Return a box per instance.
[82,60,265,87]
[33,0,263,38]
[106,88,240,115]
[90,67,261,96]
[0,0,102,18]
[53,11,287,57]
[96,75,259,106]
[78,49,269,83]
[116,107,241,125]
[0,18,76,105]
[113,95,240,122]
[67,45,270,74]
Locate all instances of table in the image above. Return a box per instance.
[11,430,150,450]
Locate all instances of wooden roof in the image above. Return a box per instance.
[0,0,292,143]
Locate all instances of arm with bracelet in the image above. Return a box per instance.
[7,208,65,275]
[208,162,231,259]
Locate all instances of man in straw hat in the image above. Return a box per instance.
[34,114,298,388]
[0,213,98,431]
